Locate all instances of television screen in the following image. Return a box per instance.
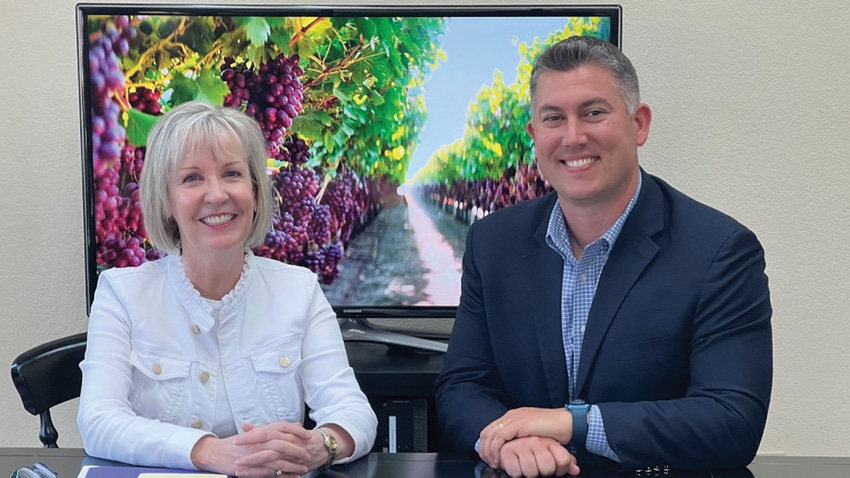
[77,4,622,320]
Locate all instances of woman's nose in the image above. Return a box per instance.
[204,178,227,203]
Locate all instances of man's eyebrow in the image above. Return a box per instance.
[580,97,614,109]
[536,104,564,113]
[536,97,615,113]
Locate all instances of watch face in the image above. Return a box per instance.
[319,428,338,452]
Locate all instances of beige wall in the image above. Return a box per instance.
[1,0,848,456]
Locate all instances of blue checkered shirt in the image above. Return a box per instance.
[545,173,642,462]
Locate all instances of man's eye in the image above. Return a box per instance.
[586,109,605,117]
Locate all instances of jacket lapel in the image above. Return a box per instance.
[575,171,665,397]
[526,194,569,407]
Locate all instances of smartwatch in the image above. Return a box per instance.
[566,401,590,452]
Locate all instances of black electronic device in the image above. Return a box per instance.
[376,399,429,453]
[76,4,621,350]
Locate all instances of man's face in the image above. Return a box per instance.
[527,64,651,212]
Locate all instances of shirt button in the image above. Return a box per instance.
[191,419,202,429]
[191,325,200,335]
[581,326,586,333]
[152,363,163,375]
[580,274,587,282]
[199,371,210,383]
[279,356,291,368]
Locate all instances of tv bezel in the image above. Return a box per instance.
[76,3,623,319]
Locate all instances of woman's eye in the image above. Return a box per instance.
[225,170,243,178]
[183,173,200,183]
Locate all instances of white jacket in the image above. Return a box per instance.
[78,251,377,470]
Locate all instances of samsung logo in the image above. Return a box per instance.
[342,308,363,314]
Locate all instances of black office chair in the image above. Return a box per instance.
[10,332,87,448]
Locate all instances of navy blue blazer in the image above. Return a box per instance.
[435,170,772,470]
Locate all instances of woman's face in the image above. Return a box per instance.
[167,134,256,264]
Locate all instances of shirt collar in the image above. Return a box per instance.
[546,171,643,260]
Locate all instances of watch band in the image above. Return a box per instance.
[566,401,590,452]
[316,427,337,470]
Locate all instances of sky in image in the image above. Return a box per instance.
[406,16,576,180]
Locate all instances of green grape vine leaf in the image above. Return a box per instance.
[195,69,230,105]
[169,74,199,105]
[236,17,272,46]
[126,109,161,147]
[291,110,332,140]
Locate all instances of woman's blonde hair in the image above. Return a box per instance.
[139,101,273,255]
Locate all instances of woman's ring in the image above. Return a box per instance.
[498,422,504,430]
[275,470,283,476]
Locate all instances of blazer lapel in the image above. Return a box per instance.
[575,172,665,397]
[526,195,569,407]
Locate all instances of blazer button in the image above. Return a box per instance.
[199,371,210,383]
[152,363,163,375]
[191,325,201,335]
[279,356,291,368]
[191,419,203,429]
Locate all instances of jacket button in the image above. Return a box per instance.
[191,325,201,335]
[279,356,291,368]
[191,419,202,429]
[199,371,210,383]
[152,363,163,375]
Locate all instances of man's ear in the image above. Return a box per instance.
[634,103,652,147]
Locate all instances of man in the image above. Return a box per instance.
[435,35,772,477]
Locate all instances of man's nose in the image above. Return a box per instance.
[562,120,587,147]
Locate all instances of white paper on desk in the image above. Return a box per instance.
[138,474,227,477]
[77,465,227,478]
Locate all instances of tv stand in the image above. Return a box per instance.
[339,318,448,353]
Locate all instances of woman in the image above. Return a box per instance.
[78,101,377,477]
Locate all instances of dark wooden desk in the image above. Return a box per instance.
[5,448,850,478]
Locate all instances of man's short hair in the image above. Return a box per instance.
[530,35,640,115]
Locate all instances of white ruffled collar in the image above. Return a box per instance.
[173,249,253,312]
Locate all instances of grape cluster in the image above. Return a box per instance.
[301,240,345,285]
[253,145,377,284]
[255,213,308,265]
[128,86,162,115]
[322,241,345,284]
[89,18,130,175]
[279,135,311,165]
[259,163,338,281]
[275,165,321,213]
[100,236,146,269]
[514,161,551,200]
[308,205,333,246]
[220,53,304,160]
[89,16,163,268]
[417,162,552,223]
[121,143,145,181]
[321,168,369,243]
[217,52,381,284]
